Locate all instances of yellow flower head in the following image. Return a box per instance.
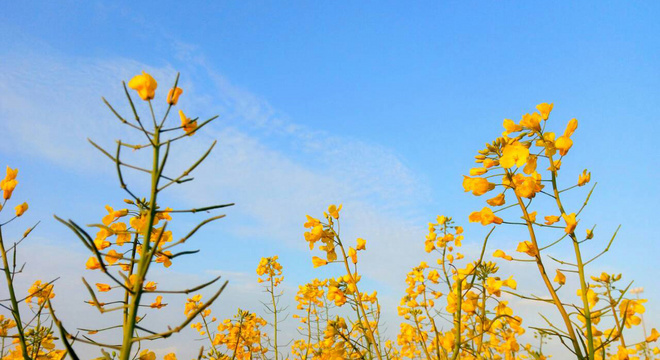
[328,204,342,219]
[554,269,566,285]
[554,135,573,156]
[486,193,505,206]
[493,249,513,261]
[179,110,198,136]
[312,256,328,268]
[356,237,366,251]
[520,112,542,131]
[562,213,577,234]
[578,169,591,186]
[544,215,560,225]
[167,87,183,105]
[14,202,28,217]
[462,176,495,196]
[564,118,578,137]
[0,166,18,200]
[96,283,111,292]
[348,247,357,264]
[468,207,503,226]
[502,119,523,135]
[128,71,158,101]
[86,256,101,270]
[516,241,538,257]
[536,102,554,120]
[500,141,530,169]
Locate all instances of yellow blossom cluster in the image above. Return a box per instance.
[257,256,284,286]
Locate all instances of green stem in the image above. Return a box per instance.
[548,156,594,360]
[450,280,462,360]
[270,277,279,360]
[0,227,32,360]
[119,127,161,360]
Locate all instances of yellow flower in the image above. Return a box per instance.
[520,112,541,131]
[493,249,513,261]
[578,169,591,186]
[586,228,594,239]
[14,202,28,217]
[105,249,121,265]
[179,110,198,136]
[500,141,530,169]
[164,354,177,360]
[462,176,495,196]
[356,238,366,251]
[348,247,357,264]
[554,269,566,285]
[138,350,156,360]
[312,256,328,268]
[523,211,537,223]
[144,281,157,291]
[510,172,544,199]
[502,119,523,135]
[156,251,173,267]
[96,283,111,292]
[554,135,573,156]
[26,280,55,306]
[486,193,505,206]
[128,72,157,101]
[523,155,537,174]
[328,204,342,219]
[86,256,101,270]
[562,213,577,234]
[468,207,503,226]
[483,158,498,168]
[151,295,167,309]
[536,102,554,120]
[102,205,128,226]
[503,276,517,289]
[544,215,560,225]
[564,118,578,137]
[647,328,659,342]
[0,166,18,200]
[578,288,600,309]
[516,241,538,257]
[111,222,131,246]
[469,167,487,176]
[167,87,183,105]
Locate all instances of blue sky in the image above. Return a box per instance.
[1,1,659,358]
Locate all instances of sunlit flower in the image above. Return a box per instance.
[555,136,573,156]
[128,72,157,100]
[486,193,505,206]
[468,207,503,226]
[536,102,554,120]
[14,202,28,216]
[167,87,183,105]
[562,213,577,234]
[578,169,591,186]
[96,283,111,292]
[312,256,328,268]
[493,249,513,261]
[86,256,101,270]
[462,176,495,196]
[500,141,530,169]
[554,269,566,285]
[179,110,198,136]
[520,112,541,131]
[516,241,538,257]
